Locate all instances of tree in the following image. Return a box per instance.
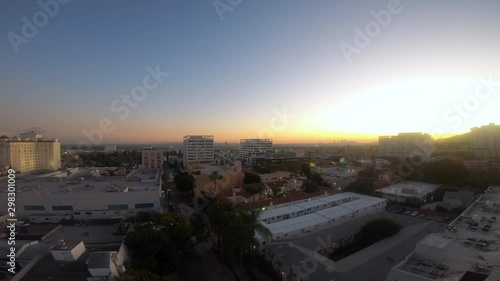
[244,184,266,202]
[207,201,235,248]
[209,171,224,193]
[345,178,375,195]
[301,163,312,177]
[174,172,196,197]
[125,213,206,275]
[422,159,469,184]
[244,172,262,184]
[301,179,319,193]
[358,219,401,247]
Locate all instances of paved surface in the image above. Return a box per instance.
[179,238,237,281]
[335,220,447,281]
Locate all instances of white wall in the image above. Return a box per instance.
[0,189,161,219]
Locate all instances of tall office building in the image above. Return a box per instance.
[379,132,433,161]
[183,135,214,165]
[141,149,164,169]
[0,132,61,173]
[240,139,273,167]
[470,123,500,158]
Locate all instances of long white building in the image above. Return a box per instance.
[258,192,387,241]
[183,135,214,165]
[0,132,61,173]
[0,168,162,219]
[379,132,433,161]
[240,139,273,167]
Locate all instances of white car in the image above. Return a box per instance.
[411,211,419,217]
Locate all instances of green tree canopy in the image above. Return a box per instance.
[302,179,319,193]
[244,172,262,184]
[358,219,401,247]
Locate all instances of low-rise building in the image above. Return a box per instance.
[258,192,387,241]
[0,168,162,219]
[375,181,441,204]
[386,185,500,281]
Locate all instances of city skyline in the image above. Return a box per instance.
[1,1,500,144]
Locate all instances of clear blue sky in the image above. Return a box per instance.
[1,0,500,144]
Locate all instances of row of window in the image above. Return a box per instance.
[24,203,155,211]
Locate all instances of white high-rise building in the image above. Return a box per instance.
[183,135,214,165]
[240,139,273,167]
[470,123,500,158]
[378,133,433,161]
[0,133,61,173]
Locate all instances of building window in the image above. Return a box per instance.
[24,205,45,211]
[135,203,155,209]
[52,205,73,211]
[108,204,128,210]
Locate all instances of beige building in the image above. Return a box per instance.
[141,149,164,169]
[183,135,214,165]
[0,133,61,173]
[471,123,500,158]
[379,132,433,161]
[240,138,273,167]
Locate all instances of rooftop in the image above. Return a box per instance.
[391,185,500,280]
[376,181,441,196]
[0,168,160,194]
[259,192,386,236]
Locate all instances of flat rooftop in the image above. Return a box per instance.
[376,181,441,196]
[259,192,386,236]
[266,212,444,281]
[392,185,500,280]
[0,168,160,194]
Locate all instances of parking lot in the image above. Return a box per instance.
[388,205,455,223]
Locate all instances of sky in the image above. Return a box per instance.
[1,0,500,145]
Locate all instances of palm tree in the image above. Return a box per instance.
[207,201,234,249]
[187,174,196,199]
[243,184,266,202]
[241,209,272,270]
[209,171,223,194]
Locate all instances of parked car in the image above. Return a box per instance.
[411,211,419,217]
[403,210,411,215]
[419,213,426,217]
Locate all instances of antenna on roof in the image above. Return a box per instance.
[24,127,46,134]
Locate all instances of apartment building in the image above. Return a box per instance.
[141,149,164,169]
[379,132,433,161]
[470,123,500,158]
[240,138,273,167]
[183,135,214,165]
[0,133,61,173]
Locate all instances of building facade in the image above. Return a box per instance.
[0,133,61,173]
[141,149,164,169]
[240,139,273,167]
[470,123,500,158]
[379,132,433,161]
[183,135,214,165]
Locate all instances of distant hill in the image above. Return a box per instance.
[436,133,471,144]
